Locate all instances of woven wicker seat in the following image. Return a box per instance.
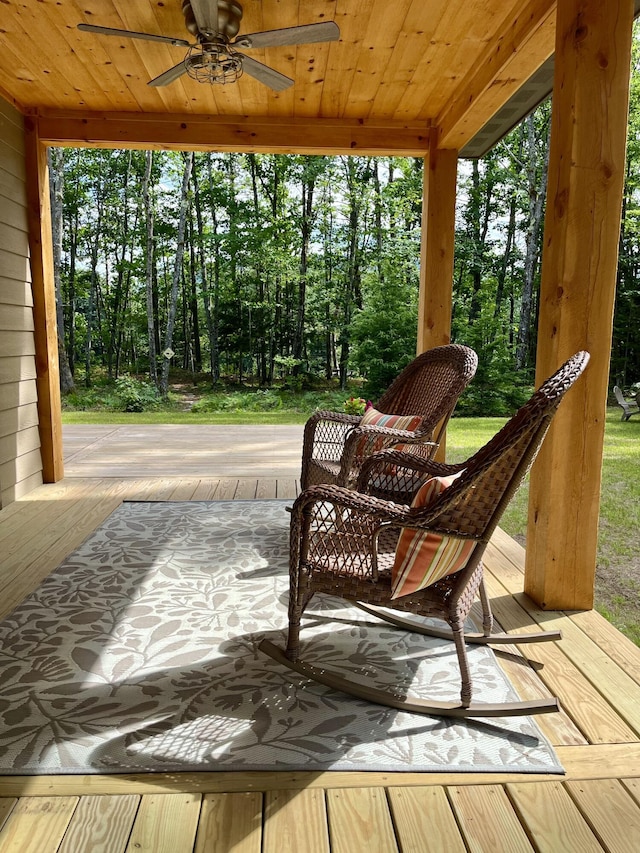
[300,345,478,493]
[261,351,590,718]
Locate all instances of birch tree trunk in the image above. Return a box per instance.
[160,152,193,396]
[106,151,136,379]
[338,157,366,390]
[494,131,523,321]
[48,148,74,393]
[142,151,159,388]
[516,114,551,369]
[204,154,221,384]
[293,163,316,371]
[248,154,269,384]
[85,172,105,388]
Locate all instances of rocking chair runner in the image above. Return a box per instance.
[261,351,590,718]
[300,344,478,492]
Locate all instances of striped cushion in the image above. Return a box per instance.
[356,406,422,456]
[391,474,474,599]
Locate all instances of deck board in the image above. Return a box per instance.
[564,779,640,852]
[0,797,79,853]
[505,781,603,853]
[124,794,201,853]
[0,424,639,851]
[387,786,467,852]
[193,792,262,853]
[326,788,397,853]
[56,795,140,853]
[448,784,535,852]
[264,790,330,853]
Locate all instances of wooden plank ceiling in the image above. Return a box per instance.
[0,0,557,153]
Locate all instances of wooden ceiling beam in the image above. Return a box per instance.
[33,111,431,156]
[437,0,556,150]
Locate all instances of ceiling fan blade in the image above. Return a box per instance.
[148,61,189,88]
[189,0,219,35]
[77,23,190,48]
[234,21,340,49]
[240,55,294,91]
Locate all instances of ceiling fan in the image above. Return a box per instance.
[77,0,340,91]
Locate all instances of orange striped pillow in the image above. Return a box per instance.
[356,407,422,456]
[391,474,474,598]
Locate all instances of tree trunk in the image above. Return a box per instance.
[248,154,269,385]
[160,152,193,396]
[204,154,221,384]
[85,177,105,388]
[48,148,74,393]
[338,157,366,390]
[187,211,202,372]
[468,160,496,322]
[516,115,551,369]
[495,130,523,320]
[293,170,315,371]
[142,151,158,387]
[106,151,133,379]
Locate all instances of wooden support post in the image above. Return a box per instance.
[417,130,459,460]
[417,130,458,354]
[24,116,64,483]
[525,0,633,610]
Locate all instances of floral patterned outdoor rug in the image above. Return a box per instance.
[0,500,563,775]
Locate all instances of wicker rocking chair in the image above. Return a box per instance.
[261,351,590,718]
[300,344,478,492]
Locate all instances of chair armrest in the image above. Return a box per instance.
[300,411,362,487]
[290,484,407,579]
[302,410,361,459]
[305,410,362,428]
[337,422,433,483]
[293,483,404,518]
[358,448,463,484]
[347,422,430,445]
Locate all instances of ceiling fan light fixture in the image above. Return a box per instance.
[184,41,243,84]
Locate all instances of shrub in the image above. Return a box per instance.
[344,396,367,415]
[190,387,360,416]
[62,374,162,412]
[113,376,161,412]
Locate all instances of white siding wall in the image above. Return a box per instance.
[0,98,42,507]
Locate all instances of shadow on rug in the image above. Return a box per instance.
[0,500,563,775]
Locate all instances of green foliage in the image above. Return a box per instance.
[63,375,161,413]
[454,333,533,416]
[190,387,351,415]
[54,83,640,414]
[113,376,162,412]
[452,282,534,415]
[611,24,640,389]
[351,260,419,397]
[344,396,367,415]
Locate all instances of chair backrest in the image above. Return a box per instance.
[412,351,590,541]
[376,345,478,433]
[613,385,631,412]
[613,385,627,409]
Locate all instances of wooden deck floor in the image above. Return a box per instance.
[1,426,640,851]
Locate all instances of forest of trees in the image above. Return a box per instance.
[49,37,640,410]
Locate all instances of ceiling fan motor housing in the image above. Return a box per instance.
[182,0,243,39]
